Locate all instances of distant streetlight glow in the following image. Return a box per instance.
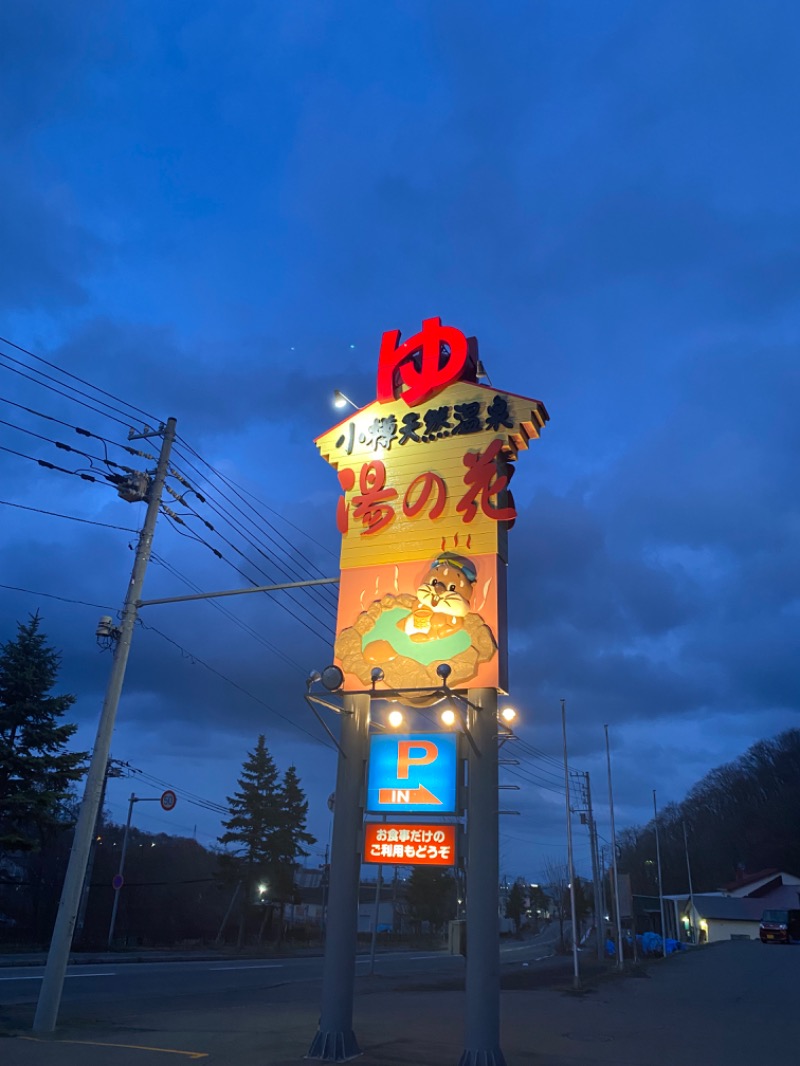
[388,709,404,728]
[500,706,516,723]
[441,708,457,727]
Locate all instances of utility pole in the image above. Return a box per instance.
[653,790,667,956]
[604,724,625,971]
[583,772,604,962]
[562,700,580,991]
[34,418,177,1033]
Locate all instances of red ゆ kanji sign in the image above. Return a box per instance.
[364,822,457,866]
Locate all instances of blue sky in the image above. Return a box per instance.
[1,1,798,884]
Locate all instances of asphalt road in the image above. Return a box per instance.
[2,937,795,1066]
[0,924,566,1013]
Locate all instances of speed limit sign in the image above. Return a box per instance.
[160,789,177,811]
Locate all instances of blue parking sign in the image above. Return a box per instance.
[367,733,458,813]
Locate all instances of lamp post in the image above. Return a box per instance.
[107,793,172,948]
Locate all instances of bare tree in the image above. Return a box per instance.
[543,856,570,953]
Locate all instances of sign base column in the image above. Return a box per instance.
[458,687,506,1066]
[307,693,369,1062]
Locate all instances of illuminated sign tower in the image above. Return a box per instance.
[308,319,548,1066]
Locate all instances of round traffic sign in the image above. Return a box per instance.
[112,873,124,890]
[160,789,177,811]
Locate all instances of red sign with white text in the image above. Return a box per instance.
[364,822,457,866]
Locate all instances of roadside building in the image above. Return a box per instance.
[684,870,800,943]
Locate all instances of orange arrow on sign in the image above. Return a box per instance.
[378,784,442,805]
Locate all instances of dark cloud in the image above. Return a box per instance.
[1,0,799,875]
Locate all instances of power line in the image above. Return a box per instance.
[173,439,339,584]
[0,353,140,431]
[0,443,118,487]
[135,616,333,750]
[120,764,229,815]
[0,582,117,612]
[175,437,337,563]
[166,472,339,615]
[0,499,138,533]
[0,416,136,474]
[159,511,336,644]
[169,447,340,614]
[0,336,160,426]
[148,550,313,675]
[0,395,153,459]
[502,765,566,797]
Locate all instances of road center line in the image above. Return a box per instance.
[210,964,284,971]
[0,972,116,981]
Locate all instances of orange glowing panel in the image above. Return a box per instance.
[334,553,507,699]
[364,822,457,866]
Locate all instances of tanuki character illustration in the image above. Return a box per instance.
[399,552,477,643]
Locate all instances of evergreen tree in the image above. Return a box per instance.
[275,764,316,865]
[0,614,86,852]
[218,737,315,943]
[219,734,281,870]
[272,764,316,938]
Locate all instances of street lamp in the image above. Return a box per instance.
[333,389,359,410]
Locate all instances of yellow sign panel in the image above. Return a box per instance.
[315,380,547,569]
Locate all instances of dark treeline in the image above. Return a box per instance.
[618,729,800,894]
[1,821,233,947]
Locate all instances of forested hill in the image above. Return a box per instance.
[618,729,800,895]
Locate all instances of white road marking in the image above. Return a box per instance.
[0,972,116,981]
[210,964,284,971]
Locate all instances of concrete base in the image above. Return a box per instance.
[457,1049,507,1066]
[306,1028,362,1062]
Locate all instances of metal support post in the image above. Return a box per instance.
[683,820,695,942]
[307,693,370,1062]
[562,701,581,990]
[368,864,383,976]
[653,790,667,956]
[584,772,604,962]
[459,687,506,1066]
[604,724,625,971]
[107,792,136,947]
[33,418,177,1033]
